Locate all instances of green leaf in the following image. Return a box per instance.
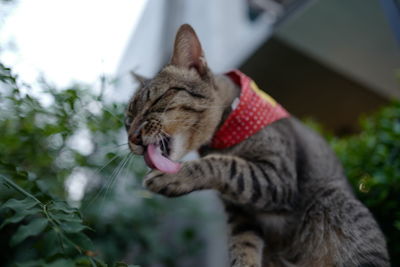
[60,221,88,233]
[0,176,42,205]
[52,211,83,223]
[0,206,41,228]
[44,258,75,267]
[91,257,108,267]
[73,256,97,266]
[41,229,62,258]
[114,263,141,267]
[10,217,48,246]
[49,201,78,214]
[68,232,94,251]
[15,259,46,267]
[395,221,400,231]
[0,197,38,212]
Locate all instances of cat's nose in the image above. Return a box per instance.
[129,130,143,146]
[129,120,146,146]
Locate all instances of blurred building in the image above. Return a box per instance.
[116,0,399,266]
[243,0,400,134]
[117,0,399,134]
[116,0,282,93]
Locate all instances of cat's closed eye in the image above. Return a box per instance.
[169,87,207,99]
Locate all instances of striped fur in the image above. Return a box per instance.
[126,24,389,266]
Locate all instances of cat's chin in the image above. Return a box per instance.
[128,143,144,155]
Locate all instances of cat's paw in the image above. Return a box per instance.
[143,169,198,197]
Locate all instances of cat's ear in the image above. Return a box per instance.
[130,71,148,85]
[170,24,207,76]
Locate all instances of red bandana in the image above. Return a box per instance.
[211,70,290,149]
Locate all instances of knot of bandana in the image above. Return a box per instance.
[211,70,290,149]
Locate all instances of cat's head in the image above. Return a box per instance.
[125,24,224,167]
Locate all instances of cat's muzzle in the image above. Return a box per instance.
[128,132,171,159]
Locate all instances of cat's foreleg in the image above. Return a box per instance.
[225,203,264,267]
[228,229,264,267]
[143,159,216,197]
[144,154,296,210]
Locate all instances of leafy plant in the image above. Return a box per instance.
[330,102,400,264]
[306,102,400,264]
[0,62,205,266]
[0,174,105,266]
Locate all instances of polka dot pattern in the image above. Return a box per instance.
[211,70,290,149]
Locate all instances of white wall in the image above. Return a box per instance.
[115,0,276,101]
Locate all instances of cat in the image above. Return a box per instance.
[125,24,389,267]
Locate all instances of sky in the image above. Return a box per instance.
[0,0,147,203]
[0,0,147,87]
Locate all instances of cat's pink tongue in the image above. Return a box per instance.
[144,144,181,174]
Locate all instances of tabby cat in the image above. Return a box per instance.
[125,24,389,267]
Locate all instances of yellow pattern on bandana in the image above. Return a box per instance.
[250,80,277,107]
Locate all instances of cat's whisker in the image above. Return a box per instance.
[157,133,171,155]
[156,134,164,147]
[96,152,126,175]
[114,142,129,147]
[82,151,131,210]
[159,134,168,153]
[106,153,134,197]
[100,152,133,201]
[110,143,130,150]
[160,129,170,137]
[110,153,132,181]
[135,121,148,134]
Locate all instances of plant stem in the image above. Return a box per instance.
[0,175,42,205]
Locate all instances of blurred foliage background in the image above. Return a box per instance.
[305,101,400,265]
[0,63,205,267]
[330,102,400,265]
